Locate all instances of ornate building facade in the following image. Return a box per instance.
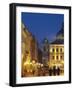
[21,23,38,76]
[49,44,64,69]
[21,22,64,76]
[48,27,64,75]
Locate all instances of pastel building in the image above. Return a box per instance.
[48,27,64,72]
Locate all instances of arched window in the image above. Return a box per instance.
[60,48,62,52]
[56,48,58,52]
[60,56,63,60]
[52,56,54,60]
[52,48,55,52]
[56,56,58,60]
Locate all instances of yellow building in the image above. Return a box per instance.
[21,23,32,63]
[21,23,38,76]
[48,28,64,74]
[49,44,64,69]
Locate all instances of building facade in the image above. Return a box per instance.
[48,27,64,75]
[49,44,64,69]
[30,37,38,62]
[21,23,38,76]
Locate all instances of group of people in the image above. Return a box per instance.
[37,66,61,76]
[49,66,60,76]
[22,63,61,77]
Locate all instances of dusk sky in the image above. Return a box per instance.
[22,12,64,43]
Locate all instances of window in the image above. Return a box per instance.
[52,56,54,59]
[52,48,55,52]
[56,56,58,60]
[60,56,62,59]
[60,55,64,60]
[60,48,62,52]
[56,48,58,52]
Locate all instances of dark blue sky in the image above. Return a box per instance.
[22,12,64,43]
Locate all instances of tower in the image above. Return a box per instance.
[42,38,49,66]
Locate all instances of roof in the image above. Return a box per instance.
[51,39,64,44]
[51,24,64,44]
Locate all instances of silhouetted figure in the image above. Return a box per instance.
[33,70,35,75]
[53,66,56,76]
[49,68,52,76]
[57,67,60,75]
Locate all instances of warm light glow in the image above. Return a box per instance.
[41,64,43,67]
[24,61,30,66]
[32,60,35,64]
[50,48,52,53]
[24,53,31,66]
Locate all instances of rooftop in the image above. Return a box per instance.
[51,39,64,44]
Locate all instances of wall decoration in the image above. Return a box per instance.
[9,3,71,86]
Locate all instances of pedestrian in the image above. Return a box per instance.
[49,68,52,76]
[57,67,60,75]
[53,66,56,76]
